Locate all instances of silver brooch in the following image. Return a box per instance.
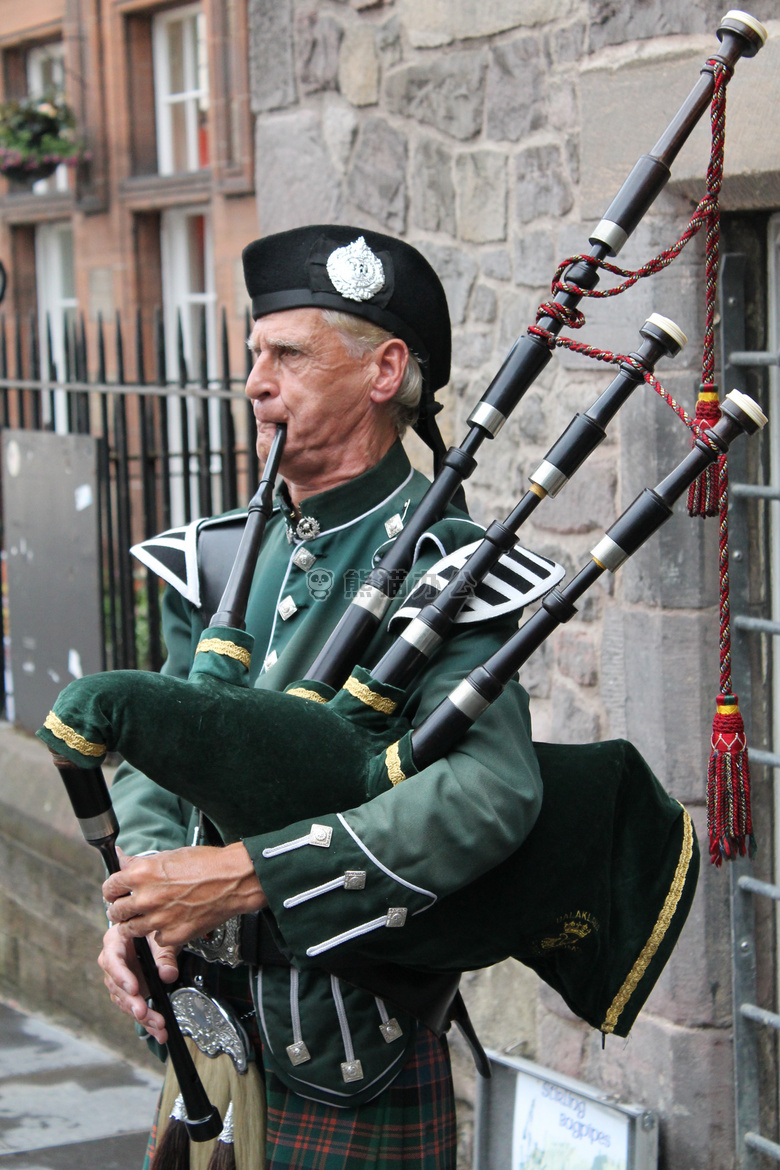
[326,237,385,302]
[288,516,321,543]
[170,986,250,1072]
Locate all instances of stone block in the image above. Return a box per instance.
[485,34,547,142]
[417,242,478,326]
[346,117,408,231]
[550,680,602,743]
[513,230,556,288]
[580,1014,735,1170]
[470,284,497,323]
[455,150,507,242]
[255,110,341,234]
[339,24,380,106]
[580,36,780,221]
[398,0,577,48]
[617,387,719,610]
[480,249,512,282]
[322,96,358,172]
[452,329,494,370]
[555,627,598,686]
[296,9,343,94]
[498,288,536,349]
[588,0,720,52]
[600,606,718,799]
[383,51,488,141]
[248,0,297,112]
[535,451,616,533]
[515,143,574,224]
[376,16,402,68]
[411,137,456,235]
[546,20,586,65]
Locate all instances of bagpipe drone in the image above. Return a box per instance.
[37,3,768,1142]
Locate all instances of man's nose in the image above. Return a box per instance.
[245,352,278,399]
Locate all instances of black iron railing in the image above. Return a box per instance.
[0,305,259,718]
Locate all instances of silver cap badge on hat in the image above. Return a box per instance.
[326,237,385,302]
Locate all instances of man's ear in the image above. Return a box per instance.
[369,338,408,404]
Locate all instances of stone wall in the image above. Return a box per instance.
[245,2,779,1166]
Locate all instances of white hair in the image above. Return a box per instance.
[321,310,423,437]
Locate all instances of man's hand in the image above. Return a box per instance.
[98,922,179,1043]
[102,842,266,948]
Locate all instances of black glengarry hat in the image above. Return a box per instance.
[242,225,451,469]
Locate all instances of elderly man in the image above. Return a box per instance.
[99,226,542,1169]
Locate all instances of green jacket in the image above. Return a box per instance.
[112,440,542,1107]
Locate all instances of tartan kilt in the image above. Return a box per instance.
[264,1025,456,1170]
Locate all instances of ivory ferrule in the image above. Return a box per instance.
[468,401,507,438]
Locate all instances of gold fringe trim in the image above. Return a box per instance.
[601,806,694,1034]
[196,638,252,670]
[343,676,397,715]
[43,711,106,758]
[386,742,406,786]
[287,687,328,704]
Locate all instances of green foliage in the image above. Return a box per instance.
[0,93,86,177]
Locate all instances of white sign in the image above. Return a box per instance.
[512,1070,630,1170]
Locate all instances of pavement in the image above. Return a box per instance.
[0,998,163,1169]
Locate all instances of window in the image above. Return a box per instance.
[161,207,219,521]
[35,221,78,430]
[27,42,69,196]
[152,5,209,176]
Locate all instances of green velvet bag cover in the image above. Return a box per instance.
[355,735,698,1038]
[38,652,697,1037]
[37,635,408,843]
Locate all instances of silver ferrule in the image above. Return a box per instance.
[448,679,492,721]
[400,618,443,657]
[590,534,628,572]
[468,401,507,438]
[589,219,627,257]
[353,584,391,619]
[530,459,569,498]
[78,809,119,843]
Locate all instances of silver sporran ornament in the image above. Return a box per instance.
[326,237,385,302]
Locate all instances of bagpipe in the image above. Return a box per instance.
[36,3,768,1148]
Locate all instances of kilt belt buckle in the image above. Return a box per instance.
[184,914,243,967]
[170,985,251,1072]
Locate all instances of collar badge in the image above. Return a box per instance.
[326,237,385,302]
[287,516,321,542]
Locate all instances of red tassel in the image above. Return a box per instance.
[687,385,721,517]
[707,694,756,865]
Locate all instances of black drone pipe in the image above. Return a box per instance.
[306,10,766,691]
[410,389,767,766]
[209,424,286,629]
[370,312,687,690]
[51,753,223,1143]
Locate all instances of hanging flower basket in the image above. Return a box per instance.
[0,95,86,185]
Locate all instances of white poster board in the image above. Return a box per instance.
[512,1070,630,1169]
